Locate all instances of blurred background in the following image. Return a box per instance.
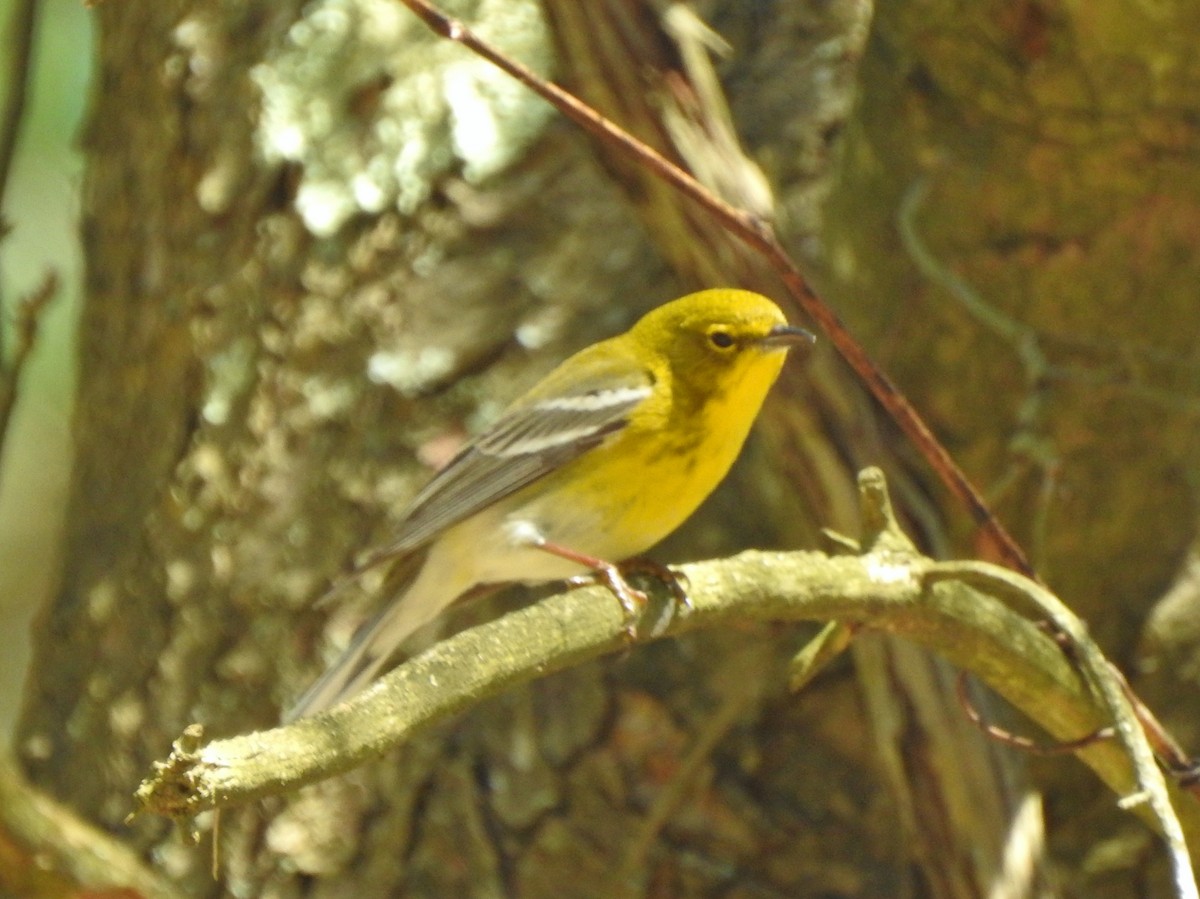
[0,0,91,735]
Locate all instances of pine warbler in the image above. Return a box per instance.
[287,289,813,720]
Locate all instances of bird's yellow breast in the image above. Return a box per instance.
[517,344,788,561]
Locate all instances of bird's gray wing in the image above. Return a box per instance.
[367,371,654,563]
[285,368,654,721]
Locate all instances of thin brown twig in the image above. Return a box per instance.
[396,0,1035,582]
[0,0,38,228]
[955,670,1113,756]
[0,271,58,455]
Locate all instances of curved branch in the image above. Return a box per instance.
[134,470,1200,878]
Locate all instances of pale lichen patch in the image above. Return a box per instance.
[252,0,554,237]
[367,345,458,396]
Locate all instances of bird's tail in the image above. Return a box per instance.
[284,550,431,723]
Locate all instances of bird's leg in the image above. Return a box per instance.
[614,556,692,613]
[531,539,646,638]
[531,542,692,638]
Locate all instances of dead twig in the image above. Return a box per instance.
[0,0,39,216]
[0,270,58,455]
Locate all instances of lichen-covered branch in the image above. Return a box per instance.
[134,469,1200,881]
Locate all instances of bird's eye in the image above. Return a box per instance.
[708,329,735,349]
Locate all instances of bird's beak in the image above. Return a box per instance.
[760,324,816,350]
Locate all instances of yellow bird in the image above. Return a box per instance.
[287,288,813,721]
